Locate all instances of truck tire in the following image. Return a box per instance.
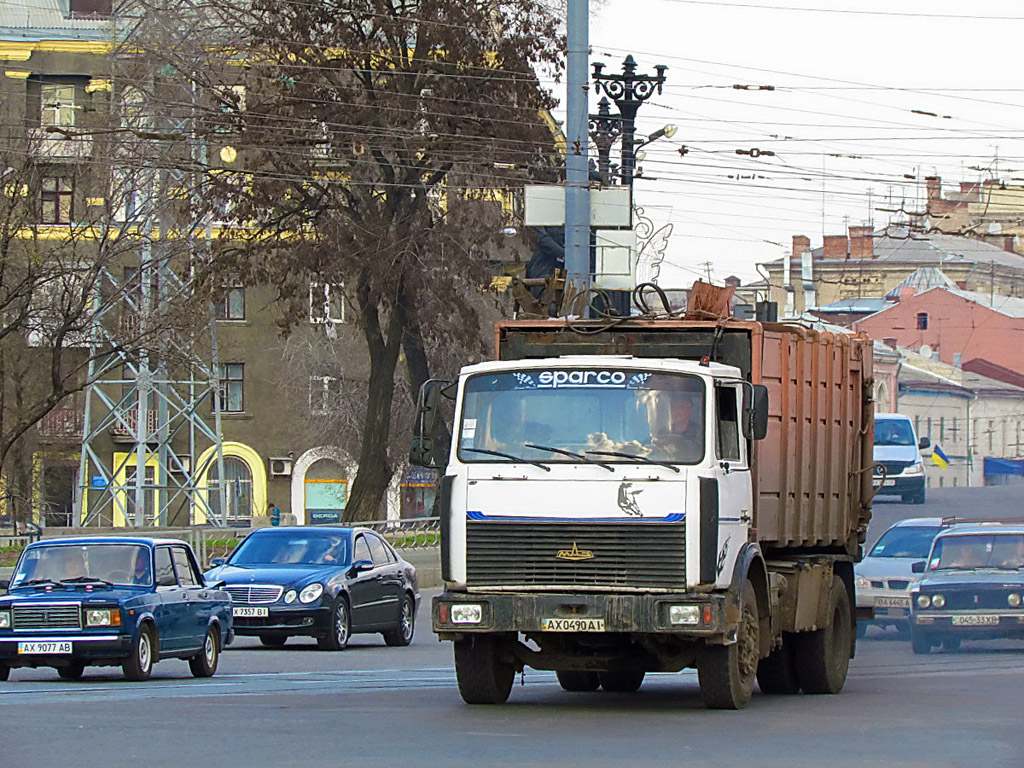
[911,628,932,655]
[598,670,645,692]
[697,580,760,709]
[556,670,600,692]
[793,575,852,694]
[756,635,800,695]
[454,637,515,705]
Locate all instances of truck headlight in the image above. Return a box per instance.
[1009,593,1022,608]
[299,584,324,604]
[86,609,121,627]
[916,594,931,608]
[668,605,701,626]
[903,463,924,476]
[450,604,483,624]
[855,576,871,589]
[0,610,9,629]
[931,594,946,608]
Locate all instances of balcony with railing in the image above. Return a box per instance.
[27,129,93,161]
[38,407,84,442]
[109,410,160,442]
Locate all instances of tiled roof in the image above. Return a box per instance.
[0,0,111,42]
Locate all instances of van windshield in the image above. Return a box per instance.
[458,369,706,465]
[874,419,916,447]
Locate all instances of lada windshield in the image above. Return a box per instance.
[928,533,1024,571]
[11,544,151,588]
[868,526,940,559]
[229,531,350,566]
[458,369,705,465]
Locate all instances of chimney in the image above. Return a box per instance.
[960,181,980,201]
[792,235,810,260]
[1004,237,1015,253]
[823,235,848,259]
[848,225,874,259]
[925,176,941,200]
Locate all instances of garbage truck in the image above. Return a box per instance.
[411,316,874,708]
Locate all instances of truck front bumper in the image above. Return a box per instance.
[432,591,736,639]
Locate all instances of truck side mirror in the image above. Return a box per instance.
[911,561,925,574]
[409,436,435,467]
[743,384,769,440]
[918,436,930,450]
[409,379,453,468]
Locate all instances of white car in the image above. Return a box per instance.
[856,517,949,637]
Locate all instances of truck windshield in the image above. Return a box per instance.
[874,419,916,447]
[458,369,705,465]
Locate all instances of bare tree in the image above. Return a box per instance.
[121,0,563,519]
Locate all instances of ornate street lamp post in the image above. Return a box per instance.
[588,97,620,184]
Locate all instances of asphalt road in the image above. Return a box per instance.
[3,488,1023,768]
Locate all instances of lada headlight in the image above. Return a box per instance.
[0,609,10,629]
[450,604,483,624]
[86,608,121,627]
[916,595,931,608]
[299,583,324,604]
[931,594,946,608]
[1009,593,1022,608]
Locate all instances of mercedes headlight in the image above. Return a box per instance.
[86,608,121,627]
[916,594,931,608]
[931,594,946,608]
[283,589,298,604]
[904,463,924,476]
[1009,593,1022,608]
[0,609,9,629]
[299,583,324,604]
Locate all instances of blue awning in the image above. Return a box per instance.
[983,457,1024,475]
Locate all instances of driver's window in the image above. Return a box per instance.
[171,547,200,587]
[353,536,371,564]
[155,547,177,587]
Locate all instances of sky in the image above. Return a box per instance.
[558,0,1024,288]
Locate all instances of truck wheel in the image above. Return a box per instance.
[793,575,852,695]
[911,628,932,655]
[556,670,600,692]
[756,635,800,695]
[599,670,645,693]
[454,637,515,705]
[697,580,760,709]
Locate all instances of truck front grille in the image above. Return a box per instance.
[466,521,686,590]
[13,604,81,630]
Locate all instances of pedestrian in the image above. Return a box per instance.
[268,501,281,526]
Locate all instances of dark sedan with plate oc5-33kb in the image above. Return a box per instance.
[204,527,419,650]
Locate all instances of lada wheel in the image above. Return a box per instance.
[598,670,645,692]
[57,663,85,680]
[454,636,515,705]
[383,593,415,647]
[794,575,852,695]
[556,671,600,692]
[189,627,220,678]
[942,637,961,652]
[318,597,350,651]
[756,634,800,695]
[123,625,155,682]
[698,580,761,709]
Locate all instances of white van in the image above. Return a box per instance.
[873,413,929,504]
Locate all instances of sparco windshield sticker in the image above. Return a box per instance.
[511,371,652,389]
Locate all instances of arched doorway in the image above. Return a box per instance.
[195,442,267,525]
[208,456,254,525]
[303,457,348,525]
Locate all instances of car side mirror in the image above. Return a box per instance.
[210,557,226,567]
[0,579,9,591]
[911,561,926,574]
[918,437,930,450]
[349,559,374,576]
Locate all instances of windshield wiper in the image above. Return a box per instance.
[462,447,551,472]
[585,450,681,473]
[525,443,614,472]
[19,578,62,588]
[60,576,114,588]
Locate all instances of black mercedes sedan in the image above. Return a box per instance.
[204,527,419,650]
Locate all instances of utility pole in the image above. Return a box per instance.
[564,0,591,313]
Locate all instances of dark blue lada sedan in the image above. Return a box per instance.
[0,537,231,681]
[205,526,419,650]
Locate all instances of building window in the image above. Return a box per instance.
[218,363,244,412]
[41,177,73,223]
[917,312,928,330]
[215,287,245,321]
[939,416,945,441]
[40,84,75,128]
[309,375,342,413]
[309,283,345,324]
